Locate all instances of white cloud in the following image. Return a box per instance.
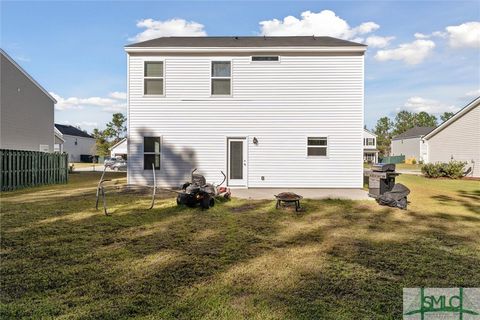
[445,21,480,48]
[365,35,395,48]
[374,39,435,65]
[400,96,459,114]
[259,10,379,40]
[51,92,126,112]
[414,32,429,39]
[130,18,207,42]
[76,121,98,128]
[465,89,480,97]
[109,91,127,100]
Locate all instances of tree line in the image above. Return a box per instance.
[372,110,454,156]
[91,113,127,157]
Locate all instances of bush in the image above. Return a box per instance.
[412,158,417,165]
[421,160,466,179]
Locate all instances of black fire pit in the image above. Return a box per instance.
[275,192,303,212]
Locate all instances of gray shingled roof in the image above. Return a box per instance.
[126,36,366,48]
[392,127,435,140]
[55,124,94,139]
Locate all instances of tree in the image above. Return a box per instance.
[440,112,454,122]
[414,111,437,127]
[105,113,127,144]
[393,110,415,136]
[374,116,394,157]
[92,128,111,157]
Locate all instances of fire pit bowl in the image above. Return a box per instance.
[275,192,303,212]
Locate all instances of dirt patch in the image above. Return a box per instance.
[231,202,269,213]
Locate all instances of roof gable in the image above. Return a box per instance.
[1,49,57,103]
[424,97,480,140]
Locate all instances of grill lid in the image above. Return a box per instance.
[372,163,396,172]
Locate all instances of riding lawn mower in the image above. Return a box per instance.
[176,169,231,209]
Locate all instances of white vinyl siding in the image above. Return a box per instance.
[127,54,364,188]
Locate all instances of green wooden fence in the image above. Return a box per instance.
[0,149,69,191]
[379,155,405,164]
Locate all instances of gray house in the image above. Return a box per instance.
[390,126,433,162]
[54,124,96,162]
[0,49,57,152]
[424,97,479,177]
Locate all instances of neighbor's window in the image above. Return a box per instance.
[144,137,161,170]
[307,137,328,156]
[144,62,164,95]
[366,138,375,146]
[251,56,279,62]
[211,61,231,95]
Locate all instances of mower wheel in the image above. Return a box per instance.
[200,195,212,209]
[176,193,187,205]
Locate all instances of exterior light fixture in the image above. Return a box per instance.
[253,137,258,145]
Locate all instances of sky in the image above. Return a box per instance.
[1,0,479,131]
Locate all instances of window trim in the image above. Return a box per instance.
[143,136,162,170]
[306,136,329,158]
[251,55,281,63]
[143,61,165,97]
[210,60,232,97]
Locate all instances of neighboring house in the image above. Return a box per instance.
[110,138,127,159]
[424,97,480,177]
[0,49,57,152]
[391,127,434,162]
[54,124,96,162]
[125,36,366,188]
[54,127,65,153]
[363,129,378,163]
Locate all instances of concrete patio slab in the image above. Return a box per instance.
[232,188,372,200]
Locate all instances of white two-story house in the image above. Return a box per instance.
[125,36,366,188]
[363,129,378,163]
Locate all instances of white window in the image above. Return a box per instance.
[144,62,164,95]
[39,144,49,152]
[211,61,231,95]
[366,138,375,146]
[307,137,328,157]
[251,56,279,62]
[144,137,161,170]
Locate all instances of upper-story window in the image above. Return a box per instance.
[211,61,231,95]
[365,138,375,146]
[144,62,164,95]
[251,56,279,62]
[307,137,328,157]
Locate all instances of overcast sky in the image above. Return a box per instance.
[1,1,479,131]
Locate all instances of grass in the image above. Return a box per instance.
[1,172,479,319]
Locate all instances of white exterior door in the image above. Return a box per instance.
[227,138,247,187]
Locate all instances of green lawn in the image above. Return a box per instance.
[1,172,479,319]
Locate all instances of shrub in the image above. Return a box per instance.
[421,163,443,178]
[443,160,467,179]
[412,158,417,165]
[421,160,467,179]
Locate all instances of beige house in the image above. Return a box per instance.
[424,97,480,177]
[391,126,433,162]
[0,49,57,152]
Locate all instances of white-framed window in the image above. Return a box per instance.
[251,56,279,62]
[366,138,375,146]
[307,137,328,157]
[211,61,231,95]
[144,137,161,170]
[144,61,164,95]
